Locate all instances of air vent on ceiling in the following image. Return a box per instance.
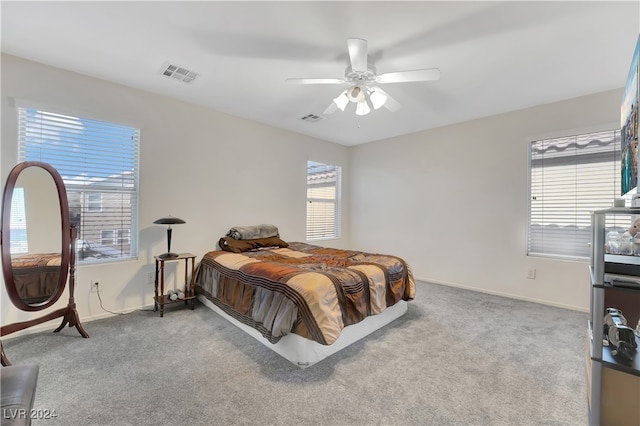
[300,113,325,123]
[160,62,199,84]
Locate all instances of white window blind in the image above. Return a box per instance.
[528,129,620,260]
[306,160,341,241]
[18,107,140,263]
[9,188,28,254]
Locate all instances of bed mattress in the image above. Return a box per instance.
[194,241,415,363]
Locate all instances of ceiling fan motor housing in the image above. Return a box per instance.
[345,65,377,84]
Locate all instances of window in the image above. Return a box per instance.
[116,229,130,245]
[528,129,620,260]
[101,230,115,245]
[86,192,103,212]
[18,107,140,263]
[306,160,341,241]
[9,188,28,254]
[101,229,130,246]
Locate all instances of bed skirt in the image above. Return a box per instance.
[197,294,407,368]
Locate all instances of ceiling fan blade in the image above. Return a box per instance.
[286,78,345,85]
[376,68,441,84]
[372,87,402,112]
[347,38,368,72]
[323,102,338,115]
[383,96,402,112]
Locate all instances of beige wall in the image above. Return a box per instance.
[350,89,622,311]
[0,52,624,336]
[1,54,350,331]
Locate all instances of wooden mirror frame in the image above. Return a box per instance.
[1,161,88,366]
[2,161,70,310]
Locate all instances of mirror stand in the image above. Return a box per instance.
[1,162,90,366]
[1,226,88,366]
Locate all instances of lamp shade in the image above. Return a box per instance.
[355,100,371,116]
[154,215,186,258]
[153,216,186,225]
[332,90,349,111]
[369,88,388,110]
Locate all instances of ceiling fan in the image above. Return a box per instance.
[286,38,440,116]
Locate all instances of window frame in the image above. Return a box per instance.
[526,127,621,260]
[101,230,115,245]
[86,192,103,213]
[306,160,342,241]
[17,106,140,264]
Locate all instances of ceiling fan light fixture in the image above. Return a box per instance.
[355,99,371,116]
[347,85,365,103]
[333,91,349,111]
[369,88,388,110]
[288,38,441,118]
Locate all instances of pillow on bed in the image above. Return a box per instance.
[218,236,289,253]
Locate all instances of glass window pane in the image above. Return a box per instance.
[18,107,140,263]
[306,160,341,240]
[528,130,620,260]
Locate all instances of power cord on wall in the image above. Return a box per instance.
[93,282,156,314]
[94,282,127,316]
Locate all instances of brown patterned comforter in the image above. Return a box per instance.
[195,242,415,345]
[12,253,62,303]
[12,252,61,269]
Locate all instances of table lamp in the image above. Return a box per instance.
[154,215,186,258]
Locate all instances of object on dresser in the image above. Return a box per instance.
[630,219,640,256]
[629,218,640,236]
[606,231,621,254]
[620,231,634,255]
[603,307,638,363]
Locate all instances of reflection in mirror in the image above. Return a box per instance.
[8,166,62,306]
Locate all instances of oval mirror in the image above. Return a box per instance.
[1,161,70,311]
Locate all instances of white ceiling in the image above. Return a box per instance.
[1,1,639,146]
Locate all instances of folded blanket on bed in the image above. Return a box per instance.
[227,224,279,240]
[219,236,288,252]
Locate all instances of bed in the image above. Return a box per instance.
[194,226,415,367]
[11,252,61,304]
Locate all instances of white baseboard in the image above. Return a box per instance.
[415,276,588,313]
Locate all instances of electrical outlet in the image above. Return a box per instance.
[91,280,99,293]
[147,271,155,285]
[527,268,536,279]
